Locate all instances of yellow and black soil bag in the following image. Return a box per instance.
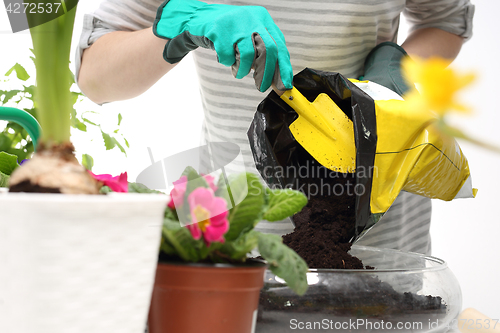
[248,68,474,240]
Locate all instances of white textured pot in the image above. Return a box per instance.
[0,191,167,333]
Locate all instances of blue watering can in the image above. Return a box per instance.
[0,106,41,150]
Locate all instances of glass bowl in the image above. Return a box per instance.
[257,245,461,333]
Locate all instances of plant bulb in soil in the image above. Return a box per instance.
[8,143,100,194]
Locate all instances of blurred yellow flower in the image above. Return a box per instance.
[400,57,500,153]
[402,56,476,116]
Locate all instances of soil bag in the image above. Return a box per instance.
[247,68,474,241]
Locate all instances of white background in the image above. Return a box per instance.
[1,0,498,318]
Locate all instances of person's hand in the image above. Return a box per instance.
[359,42,411,96]
[153,0,293,92]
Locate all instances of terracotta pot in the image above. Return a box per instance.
[148,261,266,333]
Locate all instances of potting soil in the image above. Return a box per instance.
[258,154,446,325]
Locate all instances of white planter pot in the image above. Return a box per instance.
[0,192,168,333]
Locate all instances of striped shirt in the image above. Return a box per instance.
[76,0,474,255]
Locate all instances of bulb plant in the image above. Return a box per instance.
[8,0,102,194]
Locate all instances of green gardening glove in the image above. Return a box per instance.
[359,42,411,96]
[153,0,293,92]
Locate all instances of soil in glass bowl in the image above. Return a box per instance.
[260,155,447,320]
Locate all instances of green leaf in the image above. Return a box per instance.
[70,91,79,105]
[175,167,209,223]
[181,166,198,178]
[99,130,127,155]
[82,117,98,126]
[100,186,112,194]
[7,122,24,134]
[223,173,265,241]
[124,138,130,148]
[160,237,177,256]
[2,90,21,104]
[257,233,308,296]
[0,151,20,176]
[0,135,12,151]
[128,182,164,194]
[5,63,30,81]
[162,218,206,262]
[23,85,35,99]
[81,154,94,171]
[118,113,122,126]
[73,118,87,132]
[218,230,259,261]
[4,148,26,161]
[113,139,127,156]
[0,170,10,188]
[263,188,308,222]
[184,167,209,195]
[164,206,177,220]
[101,131,115,150]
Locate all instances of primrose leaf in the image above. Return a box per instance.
[5,63,30,81]
[184,167,209,193]
[218,230,259,261]
[181,166,199,178]
[163,218,206,262]
[257,233,308,296]
[223,173,265,241]
[100,186,112,194]
[128,182,164,194]
[160,236,177,256]
[263,188,308,222]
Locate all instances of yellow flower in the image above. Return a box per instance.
[402,56,475,116]
[400,56,500,153]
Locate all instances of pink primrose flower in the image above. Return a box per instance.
[201,173,218,192]
[186,187,229,246]
[89,171,128,193]
[167,174,218,209]
[168,176,188,209]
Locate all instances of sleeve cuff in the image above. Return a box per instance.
[74,14,119,86]
[404,2,475,42]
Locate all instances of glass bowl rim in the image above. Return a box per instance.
[301,245,448,274]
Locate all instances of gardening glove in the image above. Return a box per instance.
[359,41,411,96]
[153,0,293,92]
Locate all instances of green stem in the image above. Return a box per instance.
[27,3,77,145]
